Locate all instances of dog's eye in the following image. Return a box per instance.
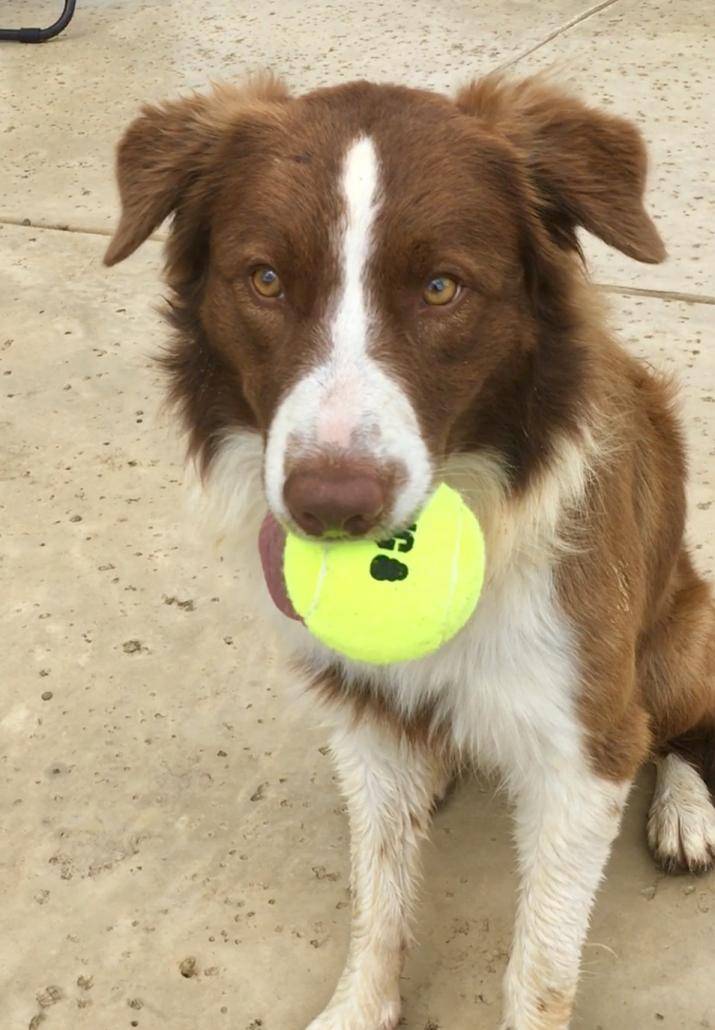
[251,266,283,299]
[423,275,459,306]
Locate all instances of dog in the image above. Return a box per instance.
[105,72,715,1029]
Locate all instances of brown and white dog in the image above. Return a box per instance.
[105,73,715,1029]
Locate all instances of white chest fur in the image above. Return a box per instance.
[290,552,585,789]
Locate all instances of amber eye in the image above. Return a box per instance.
[251,266,283,299]
[423,275,459,306]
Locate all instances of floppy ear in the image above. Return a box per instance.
[104,75,290,266]
[456,73,666,264]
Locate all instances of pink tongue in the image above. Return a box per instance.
[258,513,302,621]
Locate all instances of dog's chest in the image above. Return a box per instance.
[236,480,588,784]
[339,559,586,780]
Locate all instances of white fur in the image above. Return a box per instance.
[329,136,380,386]
[263,136,432,530]
[503,771,629,1029]
[185,429,265,552]
[648,753,715,872]
[307,721,447,1030]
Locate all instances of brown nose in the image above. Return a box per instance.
[283,467,386,537]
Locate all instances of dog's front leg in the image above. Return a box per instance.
[501,765,632,1030]
[307,718,446,1030]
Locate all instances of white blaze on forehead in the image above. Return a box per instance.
[317,136,379,446]
[333,139,379,355]
[264,134,432,527]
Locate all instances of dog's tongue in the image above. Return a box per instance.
[258,513,302,621]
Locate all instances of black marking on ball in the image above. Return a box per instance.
[377,524,417,554]
[370,555,409,582]
[377,537,395,551]
[395,528,415,553]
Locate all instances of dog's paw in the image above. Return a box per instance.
[306,997,401,1030]
[648,754,715,874]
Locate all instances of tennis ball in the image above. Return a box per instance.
[281,483,485,665]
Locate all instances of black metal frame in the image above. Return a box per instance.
[0,0,77,43]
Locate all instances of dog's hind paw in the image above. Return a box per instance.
[648,753,715,874]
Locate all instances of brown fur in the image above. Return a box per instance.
[456,72,666,264]
[550,334,715,781]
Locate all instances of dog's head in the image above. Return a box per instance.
[106,73,664,538]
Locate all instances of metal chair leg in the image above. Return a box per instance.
[0,0,77,43]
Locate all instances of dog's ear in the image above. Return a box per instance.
[104,75,290,266]
[456,73,666,264]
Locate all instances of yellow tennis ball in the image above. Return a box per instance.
[283,483,485,665]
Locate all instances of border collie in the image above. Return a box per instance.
[105,73,715,1029]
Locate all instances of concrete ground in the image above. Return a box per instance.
[1,1,713,1027]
